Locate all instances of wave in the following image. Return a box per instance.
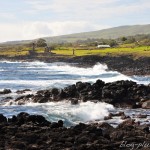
[0,61,149,91]
[16,101,115,124]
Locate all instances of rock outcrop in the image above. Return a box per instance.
[0,89,11,95]
[0,113,149,150]
[14,80,150,108]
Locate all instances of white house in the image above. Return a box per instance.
[97,45,110,48]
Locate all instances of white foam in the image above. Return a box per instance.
[23,101,114,123]
[0,61,25,64]
[0,62,145,91]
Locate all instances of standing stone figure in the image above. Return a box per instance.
[73,49,75,55]
[32,42,35,51]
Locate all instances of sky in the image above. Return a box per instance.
[0,0,150,42]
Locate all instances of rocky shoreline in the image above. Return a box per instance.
[0,112,150,150]
[0,56,150,149]
[7,80,150,109]
[0,55,150,75]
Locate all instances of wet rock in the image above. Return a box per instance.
[26,115,49,125]
[8,115,17,123]
[51,88,59,96]
[0,113,150,150]
[120,115,130,120]
[71,98,79,105]
[0,89,11,94]
[14,79,150,108]
[73,123,87,131]
[76,82,87,92]
[117,119,136,129]
[58,89,66,99]
[64,84,77,98]
[16,89,31,94]
[0,114,7,123]
[104,115,112,120]
[51,120,63,128]
[137,114,147,118]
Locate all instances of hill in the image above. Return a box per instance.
[1,24,150,45]
[44,24,150,43]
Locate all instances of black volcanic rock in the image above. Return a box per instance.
[0,114,7,123]
[0,89,11,94]
[0,113,149,150]
[13,80,150,108]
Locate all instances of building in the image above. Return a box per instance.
[97,45,110,48]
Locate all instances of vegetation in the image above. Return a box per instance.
[0,29,150,59]
[52,46,150,58]
[0,43,149,58]
[36,38,47,47]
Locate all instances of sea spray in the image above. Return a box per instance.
[0,61,141,91]
[23,101,115,124]
[0,61,150,126]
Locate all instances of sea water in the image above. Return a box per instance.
[0,61,150,126]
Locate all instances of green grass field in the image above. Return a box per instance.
[0,45,150,58]
[52,46,150,58]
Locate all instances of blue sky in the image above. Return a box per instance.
[0,0,150,42]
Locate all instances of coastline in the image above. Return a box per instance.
[0,55,150,149]
[0,55,150,76]
[0,112,150,150]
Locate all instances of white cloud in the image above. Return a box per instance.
[0,21,110,42]
[24,0,150,22]
[0,0,149,42]
[25,0,150,14]
[0,13,16,20]
[25,0,120,13]
[0,23,23,42]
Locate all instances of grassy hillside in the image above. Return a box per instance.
[44,24,150,43]
[1,24,150,45]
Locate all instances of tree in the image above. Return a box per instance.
[121,37,127,42]
[36,38,47,47]
[108,40,118,47]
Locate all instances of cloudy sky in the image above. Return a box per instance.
[0,0,150,42]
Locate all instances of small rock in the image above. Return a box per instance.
[71,98,78,105]
[0,114,7,123]
[0,89,11,94]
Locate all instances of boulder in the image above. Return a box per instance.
[51,88,59,96]
[51,120,63,128]
[0,113,150,150]
[71,98,79,105]
[0,114,7,123]
[0,89,11,94]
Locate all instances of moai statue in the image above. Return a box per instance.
[44,46,48,53]
[32,42,35,51]
[73,49,75,55]
[29,42,36,56]
[44,46,52,55]
[48,47,51,53]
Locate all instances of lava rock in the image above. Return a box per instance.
[0,89,11,94]
[0,114,7,123]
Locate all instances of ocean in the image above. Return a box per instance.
[0,61,150,126]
